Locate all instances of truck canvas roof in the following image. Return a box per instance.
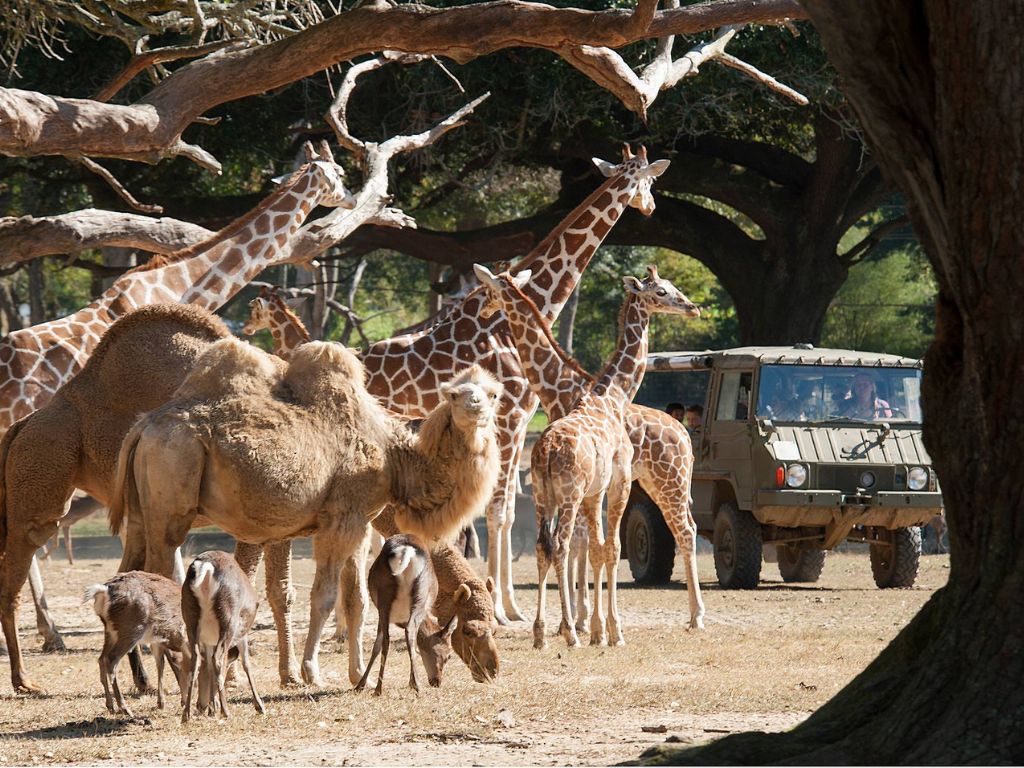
[647,345,923,371]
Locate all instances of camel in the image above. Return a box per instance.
[111,338,502,687]
[0,304,500,693]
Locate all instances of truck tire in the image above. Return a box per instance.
[777,545,826,583]
[712,502,762,589]
[870,527,921,588]
[625,500,675,585]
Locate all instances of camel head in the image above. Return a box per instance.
[474,265,533,320]
[439,364,502,432]
[451,580,500,682]
[622,264,701,318]
[591,144,670,217]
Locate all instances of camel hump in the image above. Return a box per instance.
[175,337,284,400]
[283,341,367,405]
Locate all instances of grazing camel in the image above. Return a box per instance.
[0,304,501,693]
[112,339,501,687]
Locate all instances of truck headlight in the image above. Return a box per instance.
[908,466,928,491]
[786,463,807,488]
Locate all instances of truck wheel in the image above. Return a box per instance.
[870,527,922,588]
[713,502,762,589]
[777,545,826,583]
[626,500,675,585]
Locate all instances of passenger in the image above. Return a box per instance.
[794,380,822,421]
[840,373,893,420]
[666,402,687,422]
[684,404,703,432]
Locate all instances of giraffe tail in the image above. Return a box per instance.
[108,417,147,537]
[532,456,557,561]
[0,416,30,558]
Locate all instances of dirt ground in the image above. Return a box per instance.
[0,547,948,766]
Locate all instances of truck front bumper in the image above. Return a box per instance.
[753,489,943,529]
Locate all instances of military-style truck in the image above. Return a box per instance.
[621,345,943,589]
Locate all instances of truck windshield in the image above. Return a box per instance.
[755,365,923,424]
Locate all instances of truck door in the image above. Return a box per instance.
[705,370,754,509]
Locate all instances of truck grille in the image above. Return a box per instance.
[816,465,897,493]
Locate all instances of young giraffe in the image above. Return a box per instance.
[474,265,705,631]
[360,146,670,624]
[0,143,355,685]
[521,265,699,648]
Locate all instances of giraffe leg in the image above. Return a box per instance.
[605,470,630,647]
[553,499,582,648]
[28,555,66,652]
[499,435,527,622]
[570,517,591,636]
[584,497,607,647]
[532,479,553,650]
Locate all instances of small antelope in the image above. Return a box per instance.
[84,571,189,717]
[181,551,265,722]
[355,534,457,695]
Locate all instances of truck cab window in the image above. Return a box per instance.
[716,371,752,421]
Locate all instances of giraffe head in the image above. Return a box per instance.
[622,264,701,317]
[305,141,357,209]
[592,144,670,216]
[242,286,277,336]
[472,265,533,320]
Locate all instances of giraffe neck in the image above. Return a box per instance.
[268,306,311,361]
[511,172,638,323]
[493,282,593,421]
[593,294,653,409]
[0,165,327,426]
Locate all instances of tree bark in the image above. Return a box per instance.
[636,2,1024,763]
[0,0,806,168]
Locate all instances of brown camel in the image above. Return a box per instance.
[0,304,500,693]
[111,339,502,687]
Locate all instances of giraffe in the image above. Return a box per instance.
[474,265,706,631]
[0,142,355,671]
[242,285,311,359]
[360,145,670,624]
[518,265,699,648]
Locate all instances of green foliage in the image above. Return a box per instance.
[821,247,936,358]
[568,246,738,371]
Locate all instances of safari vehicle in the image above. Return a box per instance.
[621,345,943,589]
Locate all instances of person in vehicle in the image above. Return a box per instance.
[684,404,703,432]
[839,372,893,419]
[666,402,687,422]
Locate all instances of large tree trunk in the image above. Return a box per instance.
[638,2,1024,764]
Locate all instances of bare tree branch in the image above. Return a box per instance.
[0,0,806,168]
[0,209,210,267]
[93,38,234,103]
[717,51,809,104]
[76,156,164,214]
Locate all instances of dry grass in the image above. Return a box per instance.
[0,548,948,766]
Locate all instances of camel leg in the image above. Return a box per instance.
[338,533,369,686]
[485,490,508,625]
[260,540,301,686]
[604,471,630,647]
[302,527,361,687]
[583,497,607,647]
[1,534,56,693]
[27,555,66,652]
[64,523,74,566]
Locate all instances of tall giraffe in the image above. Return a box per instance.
[0,143,354,429]
[360,146,670,624]
[0,144,355,671]
[474,265,706,631]
[524,265,699,648]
